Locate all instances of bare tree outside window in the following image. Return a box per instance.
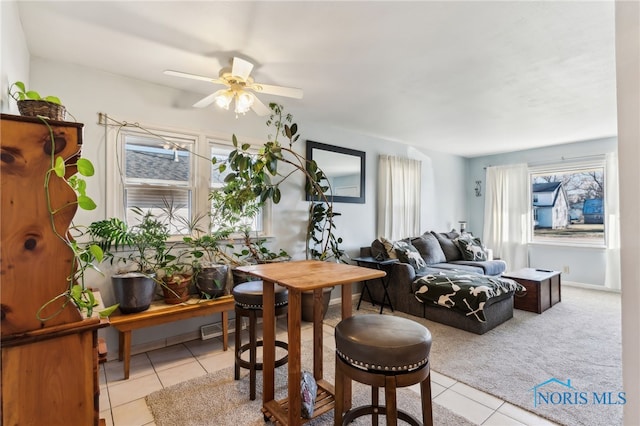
[531,166,605,244]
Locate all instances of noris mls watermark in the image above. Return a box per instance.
[530,378,626,408]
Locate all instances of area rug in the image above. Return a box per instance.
[146,340,474,426]
[330,285,623,426]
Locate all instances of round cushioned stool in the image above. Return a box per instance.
[233,281,289,400]
[334,315,433,426]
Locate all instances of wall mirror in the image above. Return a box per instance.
[306,140,365,204]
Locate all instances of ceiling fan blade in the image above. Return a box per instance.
[250,94,271,116]
[251,83,303,99]
[231,57,254,81]
[164,69,218,83]
[192,90,224,108]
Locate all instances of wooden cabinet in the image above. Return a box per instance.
[503,268,562,314]
[0,114,107,425]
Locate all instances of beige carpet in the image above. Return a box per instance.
[146,340,474,425]
[332,285,623,426]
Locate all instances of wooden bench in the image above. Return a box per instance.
[109,295,235,379]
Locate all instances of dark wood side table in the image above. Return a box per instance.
[503,268,561,314]
[353,256,399,314]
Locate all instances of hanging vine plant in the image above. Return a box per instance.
[37,118,118,321]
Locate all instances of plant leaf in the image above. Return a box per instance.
[25,90,41,100]
[78,195,97,210]
[76,158,95,176]
[99,304,120,318]
[89,244,104,263]
[43,96,62,105]
[53,156,65,177]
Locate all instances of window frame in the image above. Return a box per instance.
[528,158,607,248]
[106,122,270,239]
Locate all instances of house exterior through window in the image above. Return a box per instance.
[530,160,605,245]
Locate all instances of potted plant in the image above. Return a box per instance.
[88,207,173,313]
[8,81,67,121]
[213,103,344,319]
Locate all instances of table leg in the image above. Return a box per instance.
[288,290,302,425]
[221,310,229,351]
[120,331,131,380]
[313,288,324,380]
[262,280,276,404]
[341,284,353,411]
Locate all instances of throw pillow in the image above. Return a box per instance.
[378,236,397,259]
[370,239,388,260]
[411,233,446,265]
[431,231,463,262]
[455,234,488,261]
[393,240,429,274]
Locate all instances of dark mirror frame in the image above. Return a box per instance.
[306,140,366,204]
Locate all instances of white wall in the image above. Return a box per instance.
[467,137,617,285]
[0,0,30,114]
[615,0,640,422]
[22,56,466,354]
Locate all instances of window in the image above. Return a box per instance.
[122,132,194,234]
[209,141,264,234]
[530,160,605,245]
[110,126,267,238]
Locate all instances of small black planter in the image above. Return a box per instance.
[195,264,229,299]
[111,272,157,314]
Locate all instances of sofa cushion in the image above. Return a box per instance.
[432,231,463,261]
[393,240,429,274]
[455,234,488,261]
[449,260,507,276]
[411,233,446,265]
[428,262,485,275]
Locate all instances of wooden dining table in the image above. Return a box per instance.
[237,260,386,425]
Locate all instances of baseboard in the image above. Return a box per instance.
[563,281,621,293]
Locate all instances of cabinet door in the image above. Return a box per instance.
[1,115,84,335]
[2,331,97,425]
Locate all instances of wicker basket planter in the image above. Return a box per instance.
[17,100,66,121]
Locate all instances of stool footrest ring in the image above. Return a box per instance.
[342,405,422,426]
[236,340,288,371]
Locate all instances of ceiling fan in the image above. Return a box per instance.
[164,57,303,116]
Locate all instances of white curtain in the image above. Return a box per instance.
[482,164,530,271]
[604,152,621,290]
[377,155,421,240]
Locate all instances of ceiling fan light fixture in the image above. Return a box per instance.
[234,91,254,114]
[214,90,234,109]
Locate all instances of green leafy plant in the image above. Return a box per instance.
[8,81,62,104]
[88,207,174,274]
[213,103,344,262]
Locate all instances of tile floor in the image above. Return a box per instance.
[99,319,558,426]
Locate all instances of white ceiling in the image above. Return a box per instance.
[17,1,618,157]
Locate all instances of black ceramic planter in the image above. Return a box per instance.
[111,272,156,314]
[195,264,229,299]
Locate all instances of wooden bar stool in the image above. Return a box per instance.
[232,280,289,400]
[334,315,433,426]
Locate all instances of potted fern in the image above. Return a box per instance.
[88,208,173,313]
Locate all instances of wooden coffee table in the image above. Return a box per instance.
[503,268,561,314]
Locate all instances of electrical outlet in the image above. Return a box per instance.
[563,266,570,274]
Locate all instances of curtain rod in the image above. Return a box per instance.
[483,153,605,170]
